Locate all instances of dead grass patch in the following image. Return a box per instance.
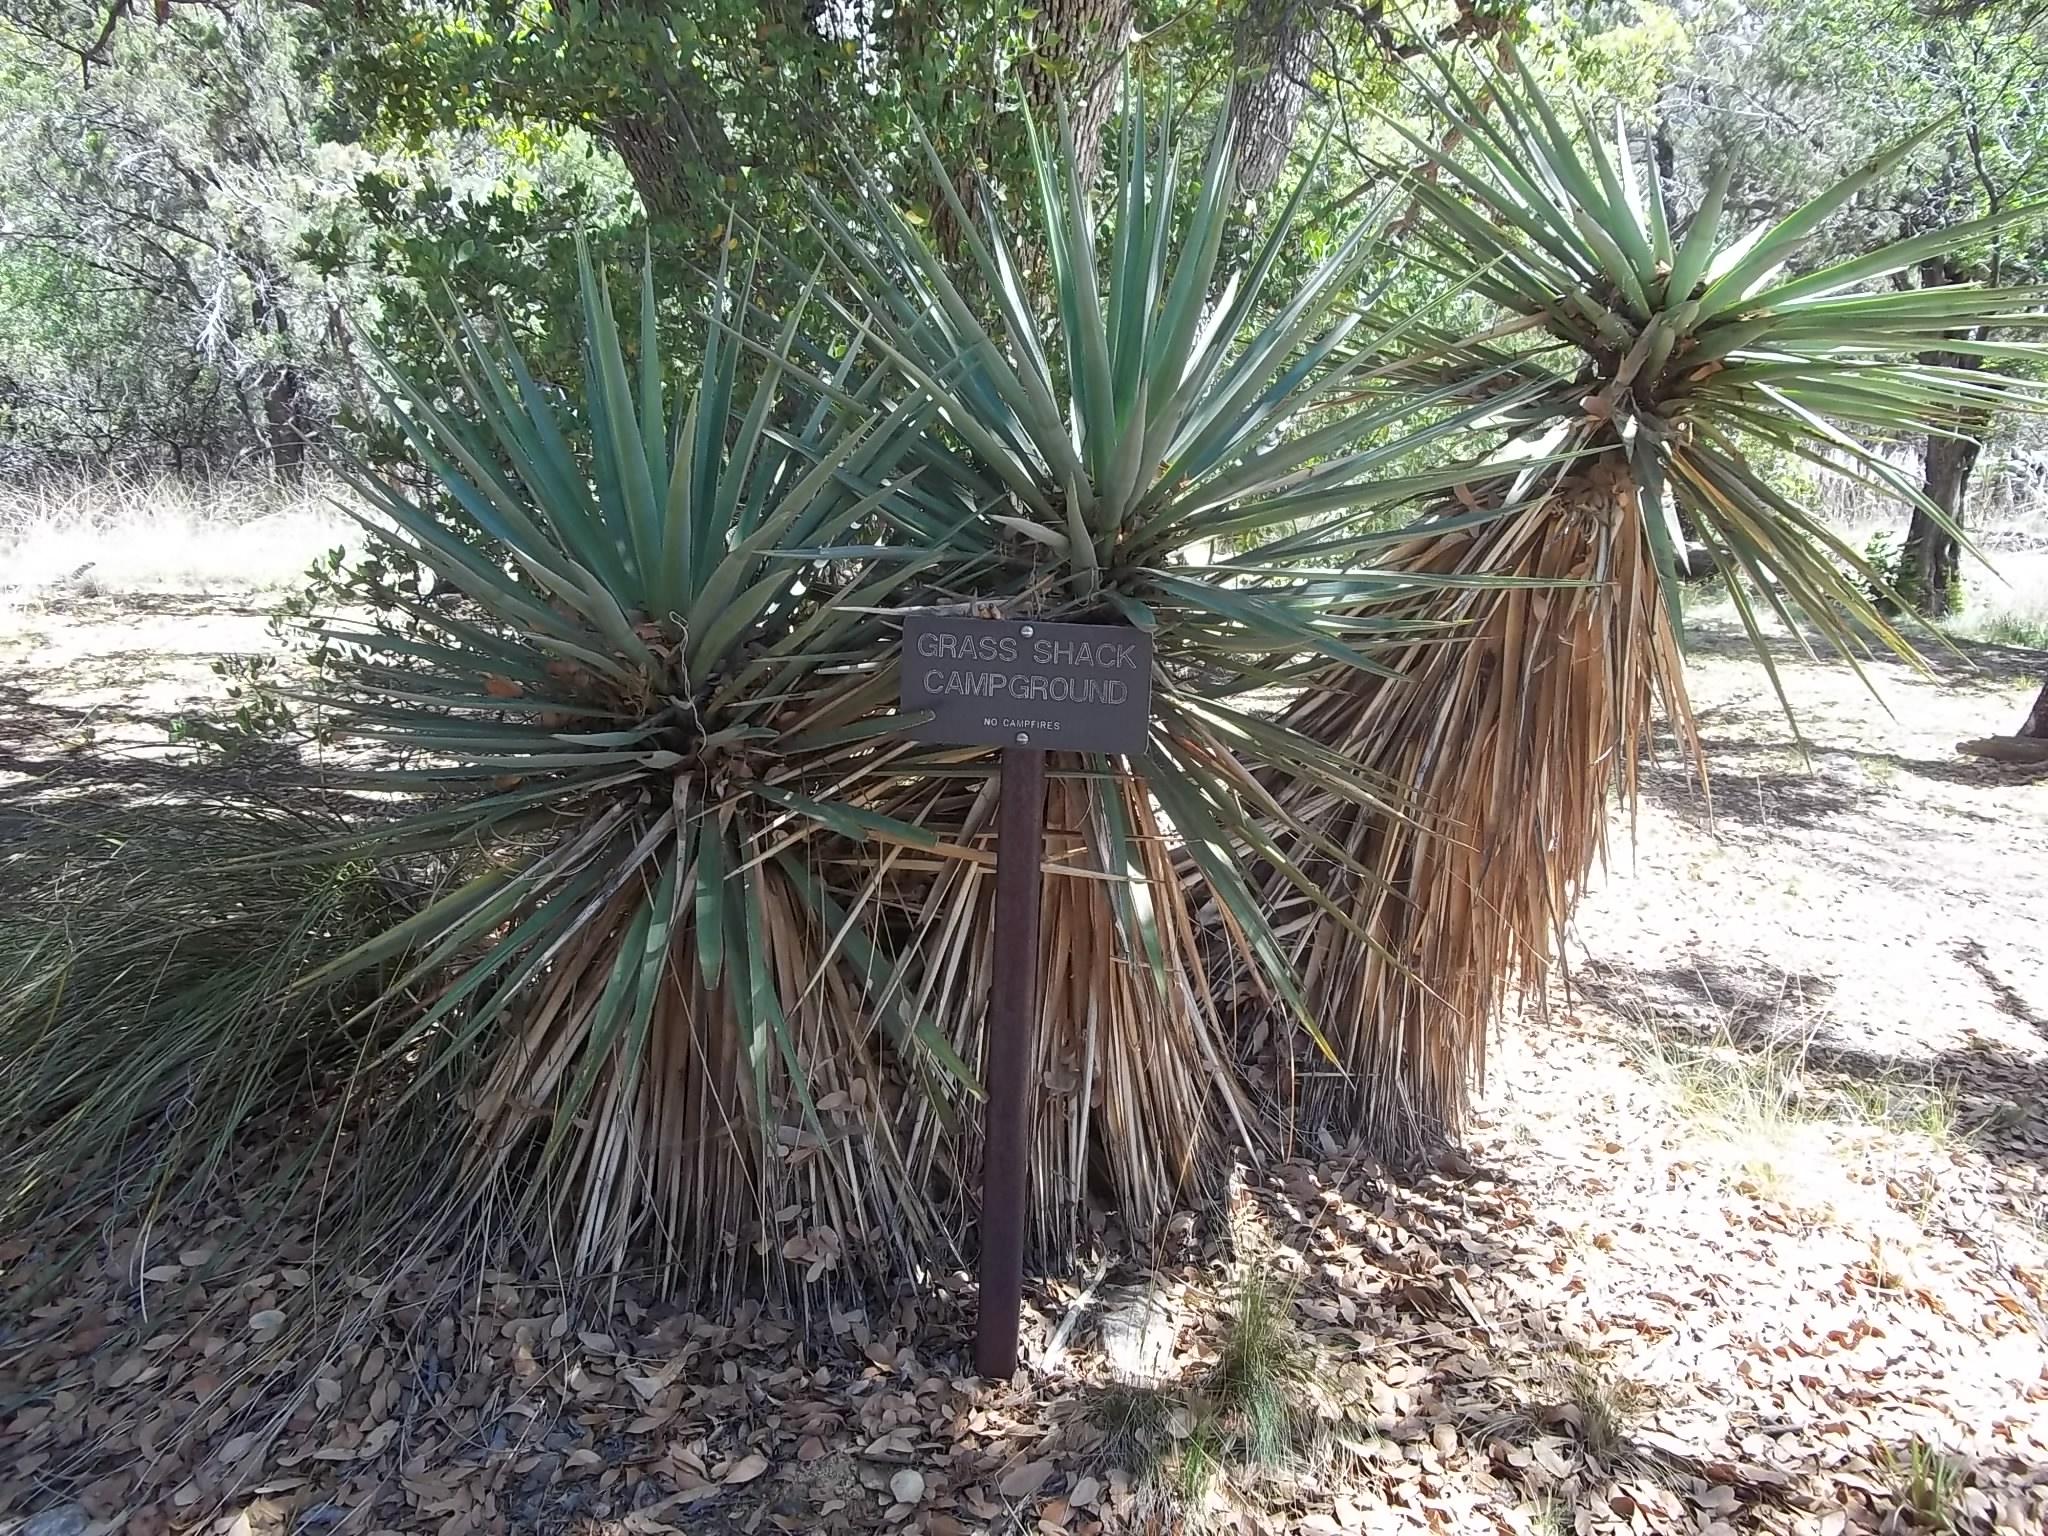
[0,473,358,600]
[1458,1343,1669,1482]
[1631,1018,1961,1148]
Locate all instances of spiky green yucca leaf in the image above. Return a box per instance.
[298,252,1008,1287]
[819,96,1550,617]
[1391,57,2048,684]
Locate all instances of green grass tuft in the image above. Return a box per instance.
[1973,610,2048,650]
[1080,1259,1327,1527]
[1880,1439,1965,1531]
[1531,1490,1573,1536]
[1082,1381,1179,1482]
[1173,1416,1228,1507]
[1205,1266,1314,1467]
[0,793,436,1271]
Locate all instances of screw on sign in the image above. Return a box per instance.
[896,613,1153,1377]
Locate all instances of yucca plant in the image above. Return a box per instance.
[1262,55,2048,1145]
[280,254,1039,1290]
[234,86,1546,1289]
[809,97,1551,1251]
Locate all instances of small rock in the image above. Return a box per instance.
[1094,1282,1180,1381]
[20,1507,90,1536]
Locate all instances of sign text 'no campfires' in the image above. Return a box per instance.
[899,613,1154,755]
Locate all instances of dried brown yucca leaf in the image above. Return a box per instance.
[1262,464,1694,1144]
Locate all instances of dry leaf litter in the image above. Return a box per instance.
[3,605,2047,1536]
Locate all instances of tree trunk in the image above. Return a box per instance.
[536,0,738,227]
[248,266,308,482]
[1906,432,1973,615]
[1017,0,1135,191]
[1905,255,1984,618]
[1653,121,1677,218]
[2022,680,2048,740]
[260,364,308,484]
[601,90,738,224]
[1229,0,1321,195]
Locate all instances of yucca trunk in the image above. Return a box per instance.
[460,838,945,1290]
[859,752,1257,1260]
[1261,460,1696,1146]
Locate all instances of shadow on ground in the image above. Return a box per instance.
[1577,951,2048,1200]
[0,681,312,824]
[1681,614,2048,688]
[1650,619,2048,823]
[24,590,276,622]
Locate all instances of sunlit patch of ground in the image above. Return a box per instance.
[0,475,358,603]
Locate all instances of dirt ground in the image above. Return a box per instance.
[2,590,2047,1536]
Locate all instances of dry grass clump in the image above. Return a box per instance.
[0,473,358,598]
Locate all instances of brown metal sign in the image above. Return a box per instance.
[899,613,1154,755]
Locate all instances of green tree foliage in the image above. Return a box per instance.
[0,1,643,472]
[0,0,1483,476]
[0,0,1268,471]
[0,1,353,473]
[307,0,1074,382]
[317,1,1026,230]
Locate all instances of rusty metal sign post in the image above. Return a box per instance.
[975,744,1045,1380]
[898,613,1153,1379]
